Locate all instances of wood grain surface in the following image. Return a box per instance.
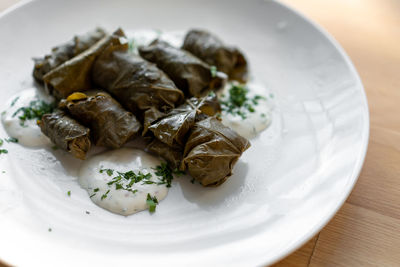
[1,0,399,266]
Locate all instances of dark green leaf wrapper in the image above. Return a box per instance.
[39,111,91,160]
[182,29,248,83]
[60,91,141,148]
[92,46,184,118]
[181,117,250,186]
[33,28,107,83]
[43,29,127,99]
[139,40,226,97]
[148,94,221,147]
[147,139,183,169]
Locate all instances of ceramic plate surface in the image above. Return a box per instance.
[0,0,369,266]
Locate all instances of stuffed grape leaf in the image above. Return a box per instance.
[139,40,226,97]
[33,28,106,83]
[182,29,248,83]
[59,91,141,148]
[181,117,250,186]
[38,111,91,160]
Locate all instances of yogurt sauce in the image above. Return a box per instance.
[78,148,169,216]
[1,88,54,147]
[126,29,184,52]
[218,81,273,139]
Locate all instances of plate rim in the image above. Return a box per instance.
[264,0,370,265]
[0,0,370,266]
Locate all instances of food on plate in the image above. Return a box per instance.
[33,28,107,83]
[38,111,91,160]
[43,29,127,99]
[92,44,184,118]
[59,91,141,148]
[182,29,248,83]
[181,117,250,186]
[0,26,275,215]
[139,40,226,97]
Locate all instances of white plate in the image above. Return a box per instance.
[0,0,369,266]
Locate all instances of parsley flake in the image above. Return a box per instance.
[12,100,55,126]
[5,137,18,143]
[146,193,158,213]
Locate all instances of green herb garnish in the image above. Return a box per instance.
[0,139,3,146]
[100,168,114,176]
[5,137,18,143]
[12,100,55,126]
[210,66,217,78]
[11,96,20,107]
[67,191,71,197]
[0,149,8,154]
[101,190,110,200]
[219,83,265,120]
[154,162,184,188]
[146,193,158,213]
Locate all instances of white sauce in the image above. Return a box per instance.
[126,29,184,53]
[78,148,169,216]
[1,88,53,147]
[218,81,273,139]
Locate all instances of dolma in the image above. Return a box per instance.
[148,94,221,147]
[92,45,184,117]
[33,28,107,83]
[182,30,248,83]
[59,91,141,148]
[43,29,127,99]
[38,111,91,160]
[181,117,250,186]
[147,139,183,169]
[139,40,226,97]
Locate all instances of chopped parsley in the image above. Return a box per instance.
[67,191,71,197]
[101,189,110,200]
[0,139,3,146]
[5,137,18,143]
[95,163,182,201]
[99,168,114,176]
[10,96,20,107]
[154,162,184,188]
[219,83,266,120]
[146,193,158,213]
[12,100,55,126]
[210,66,217,78]
[0,149,8,154]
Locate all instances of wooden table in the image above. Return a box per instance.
[1,0,399,266]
